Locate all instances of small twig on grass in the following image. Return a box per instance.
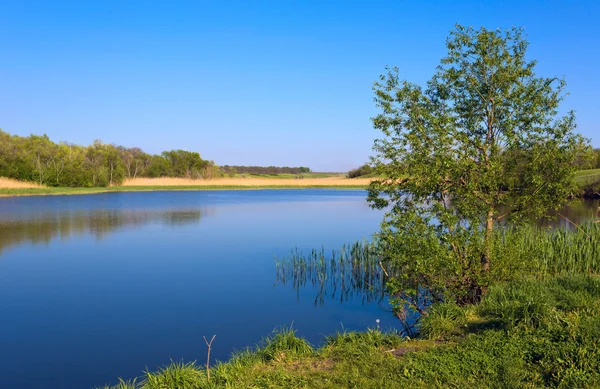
[203,334,216,381]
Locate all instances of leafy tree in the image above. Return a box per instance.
[368,25,584,310]
[26,134,54,185]
[0,129,219,186]
[573,142,596,170]
[347,164,373,178]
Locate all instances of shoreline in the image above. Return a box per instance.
[1,185,598,199]
[0,184,370,198]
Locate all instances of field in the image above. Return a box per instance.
[121,176,370,187]
[576,168,600,183]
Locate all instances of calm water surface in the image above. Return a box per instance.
[0,190,597,389]
[0,190,387,389]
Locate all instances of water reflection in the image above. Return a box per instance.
[538,199,600,228]
[0,209,203,255]
[275,242,387,306]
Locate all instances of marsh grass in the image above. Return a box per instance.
[0,177,44,189]
[275,223,600,310]
[275,241,387,305]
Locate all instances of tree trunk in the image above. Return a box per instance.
[481,208,494,272]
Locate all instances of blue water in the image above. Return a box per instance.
[0,190,388,389]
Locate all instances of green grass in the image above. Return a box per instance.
[576,168,600,198]
[97,275,600,389]
[0,185,368,197]
[575,168,600,183]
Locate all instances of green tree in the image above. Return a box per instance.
[26,134,54,185]
[347,164,373,178]
[85,140,108,186]
[104,144,125,185]
[368,25,584,310]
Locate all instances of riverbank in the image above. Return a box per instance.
[2,168,599,198]
[0,177,372,197]
[98,274,600,389]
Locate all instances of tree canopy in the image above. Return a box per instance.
[0,130,219,187]
[368,25,586,309]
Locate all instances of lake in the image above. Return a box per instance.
[0,190,388,389]
[0,190,597,389]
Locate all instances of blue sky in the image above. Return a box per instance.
[1,0,598,171]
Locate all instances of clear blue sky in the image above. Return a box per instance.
[1,0,598,171]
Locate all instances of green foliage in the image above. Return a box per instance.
[0,129,219,187]
[347,164,374,178]
[478,276,600,331]
[368,25,585,308]
[493,223,600,275]
[419,302,468,340]
[254,328,314,362]
[143,361,204,389]
[221,165,312,175]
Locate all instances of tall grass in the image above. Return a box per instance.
[275,223,600,306]
[495,223,600,276]
[0,177,43,189]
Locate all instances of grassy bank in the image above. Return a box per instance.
[98,274,600,389]
[2,169,599,198]
[576,168,600,198]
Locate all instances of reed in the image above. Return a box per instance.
[0,177,44,189]
[275,241,388,305]
[275,223,600,306]
[495,223,600,276]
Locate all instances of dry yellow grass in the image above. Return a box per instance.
[122,177,373,187]
[0,177,44,189]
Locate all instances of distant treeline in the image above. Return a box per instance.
[0,130,219,187]
[221,165,311,176]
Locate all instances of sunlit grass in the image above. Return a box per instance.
[0,177,44,189]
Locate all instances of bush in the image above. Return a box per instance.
[347,164,373,178]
